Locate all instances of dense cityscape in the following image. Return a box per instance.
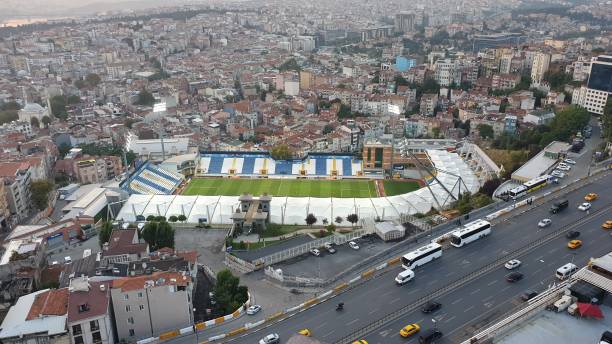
[0,0,611,343]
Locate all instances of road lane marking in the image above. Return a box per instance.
[368,308,379,315]
[314,322,327,330]
[464,305,475,313]
[427,279,438,285]
[548,247,559,254]
[444,315,456,323]
[346,318,360,326]
[380,290,394,297]
[531,268,542,276]
[469,288,481,295]
[482,295,494,302]
[322,330,335,338]
[446,271,454,277]
[502,286,511,292]
[389,297,401,304]
[487,280,497,286]
[451,298,463,305]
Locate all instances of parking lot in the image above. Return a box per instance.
[47,236,100,265]
[272,235,396,280]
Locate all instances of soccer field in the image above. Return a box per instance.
[183,178,379,198]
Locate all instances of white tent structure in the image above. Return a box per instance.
[115,150,482,225]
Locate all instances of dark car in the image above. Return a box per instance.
[506,272,524,283]
[421,301,442,313]
[418,329,443,344]
[521,290,538,301]
[566,230,580,239]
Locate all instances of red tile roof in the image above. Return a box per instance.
[26,288,69,320]
[67,281,111,323]
[112,271,191,293]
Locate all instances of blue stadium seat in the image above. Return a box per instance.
[315,158,327,175]
[241,157,256,174]
[208,156,225,174]
[275,161,293,175]
[342,158,352,176]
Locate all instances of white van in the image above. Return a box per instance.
[395,269,415,285]
[556,263,578,280]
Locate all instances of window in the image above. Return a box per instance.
[127,317,134,324]
[129,329,135,337]
[139,305,144,311]
[124,294,129,300]
[72,324,82,335]
[74,336,84,344]
[138,292,143,298]
[92,331,102,344]
[90,320,100,332]
[125,305,131,312]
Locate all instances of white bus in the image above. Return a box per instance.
[401,243,443,270]
[450,219,492,247]
[508,175,551,199]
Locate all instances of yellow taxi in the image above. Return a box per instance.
[352,341,368,344]
[399,323,420,337]
[602,220,612,229]
[567,240,582,249]
[584,193,598,201]
[298,329,311,337]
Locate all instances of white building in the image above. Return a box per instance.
[284,80,300,96]
[530,52,551,83]
[125,132,190,160]
[67,278,115,344]
[18,103,48,123]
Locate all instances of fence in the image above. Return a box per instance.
[334,203,612,343]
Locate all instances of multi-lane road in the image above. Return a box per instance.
[229,172,612,344]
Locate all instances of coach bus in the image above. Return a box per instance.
[508,174,551,199]
[401,243,443,270]
[450,219,492,247]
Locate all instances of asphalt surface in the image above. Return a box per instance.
[228,172,612,344]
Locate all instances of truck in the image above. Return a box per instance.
[553,295,576,312]
[550,199,569,214]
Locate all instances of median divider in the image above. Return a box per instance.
[361,268,375,278]
[158,330,179,340]
[375,262,388,271]
[303,297,318,308]
[226,327,247,337]
[317,290,332,300]
[387,256,401,266]
[334,282,348,292]
[266,311,284,321]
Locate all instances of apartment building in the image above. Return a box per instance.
[530,52,551,83]
[101,229,149,266]
[67,278,115,344]
[110,271,194,342]
[572,55,612,115]
[0,162,32,224]
[0,180,10,231]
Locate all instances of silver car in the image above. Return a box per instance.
[259,333,280,344]
[538,219,552,228]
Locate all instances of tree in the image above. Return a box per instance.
[335,216,343,224]
[66,95,81,105]
[549,105,590,142]
[178,214,187,222]
[74,79,86,89]
[99,221,113,248]
[50,95,68,120]
[0,109,18,125]
[543,70,572,91]
[168,215,178,222]
[305,213,317,227]
[135,89,155,106]
[477,124,494,139]
[602,98,612,142]
[326,224,336,234]
[146,215,156,222]
[279,58,300,72]
[214,269,248,314]
[142,221,175,250]
[30,181,54,211]
[322,124,334,134]
[337,104,354,119]
[270,144,292,160]
[85,73,101,87]
[41,116,51,127]
[346,213,359,227]
[30,117,40,128]
[479,178,502,197]
[432,127,441,139]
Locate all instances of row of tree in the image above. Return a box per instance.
[304,213,359,227]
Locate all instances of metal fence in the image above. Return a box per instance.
[334,202,612,344]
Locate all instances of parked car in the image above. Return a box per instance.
[566,230,580,239]
[348,241,360,250]
[557,165,571,171]
[505,259,522,270]
[538,219,552,228]
[563,159,577,165]
[324,242,336,254]
[64,256,72,264]
[259,333,280,344]
[247,305,262,315]
[521,290,539,301]
[310,248,321,256]
[421,301,441,313]
[578,202,592,211]
[551,170,566,178]
[506,272,524,283]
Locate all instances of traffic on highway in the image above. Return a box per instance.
[230,172,612,344]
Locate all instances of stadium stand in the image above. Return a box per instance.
[342,158,352,176]
[208,156,225,174]
[241,156,256,174]
[121,161,184,195]
[315,157,327,175]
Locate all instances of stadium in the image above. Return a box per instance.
[116,143,484,226]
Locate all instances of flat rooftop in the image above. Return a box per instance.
[498,305,612,344]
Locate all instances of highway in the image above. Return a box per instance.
[228,172,612,344]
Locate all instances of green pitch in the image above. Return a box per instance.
[182,178,378,198]
[382,180,421,196]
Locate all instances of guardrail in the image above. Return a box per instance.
[333,203,612,343]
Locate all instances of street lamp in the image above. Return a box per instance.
[432,318,437,330]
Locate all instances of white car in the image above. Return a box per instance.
[557,165,571,171]
[348,241,360,250]
[563,159,576,165]
[538,219,552,228]
[505,259,522,270]
[259,333,280,344]
[64,256,72,264]
[247,305,262,315]
[310,248,321,256]
[551,170,566,178]
[578,202,591,211]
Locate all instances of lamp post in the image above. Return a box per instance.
[432,318,437,330]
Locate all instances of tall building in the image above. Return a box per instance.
[0,179,10,231]
[394,13,416,33]
[572,55,612,115]
[0,162,32,224]
[299,70,315,91]
[531,52,551,83]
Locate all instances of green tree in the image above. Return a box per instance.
[135,89,155,106]
[479,178,501,197]
[146,215,156,222]
[1,101,21,111]
[214,269,248,314]
[0,109,18,125]
[337,104,354,119]
[543,70,572,91]
[30,181,54,211]
[305,213,317,227]
[477,124,494,139]
[346,213,359,227]
[432,127,441,139]
[50,95,67,120]
[326,224,336,234]
[66,95,80,104]
[85,73,101,87]
[74,79,86,89]
[279,58,301,72]
[99,221,113,248]
[178,214,187,222]
[335,216,343,224]
[602,98,612,142]
[41,115,51,127]
[30,117,40,128]
[168,215,178,222]
[270,144,292,160]
[549,105,590,142]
